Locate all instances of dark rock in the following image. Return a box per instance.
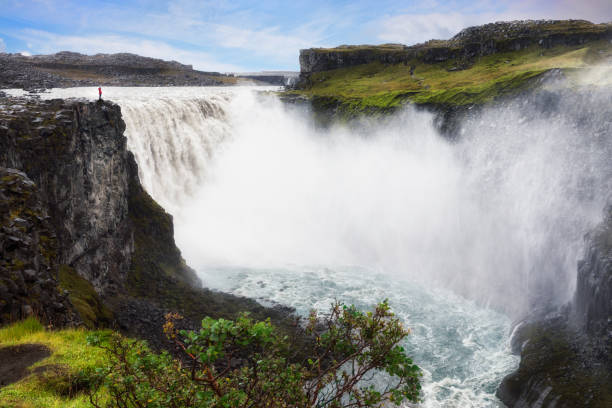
[298,20,611,75]
[0,167,77,326]
[0,95,301,357]
[498,203,612,407]
[22,269,36,282]
[21,304,33,317]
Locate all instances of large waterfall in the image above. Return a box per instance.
[38,85,612,407]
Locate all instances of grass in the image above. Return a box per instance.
[0,318,110,408]
[291,41,612,115]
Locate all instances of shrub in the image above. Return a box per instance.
[86,300,421,407]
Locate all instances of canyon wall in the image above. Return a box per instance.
[299,20,612,75]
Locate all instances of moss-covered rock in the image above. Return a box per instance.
[497,318,612,407]
[57,265,113,328]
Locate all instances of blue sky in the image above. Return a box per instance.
[0,0,610,72]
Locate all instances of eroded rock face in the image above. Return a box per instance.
[0,97,133,296]
[0,94,300,348]
[0,167,77,326]
[498,205,612,407]
[298,20,612,74]
[574,203,612,338]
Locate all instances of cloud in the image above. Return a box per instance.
[374,13,494,44]
[12,29,243,72]
[210,24,320,64]
[2,0,611,70]
[0,38,5,53]
[372,0,612,46]
[511,0,612,23]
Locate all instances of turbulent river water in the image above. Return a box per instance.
[30,85,612,407]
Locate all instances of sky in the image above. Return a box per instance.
[0,0,611,72]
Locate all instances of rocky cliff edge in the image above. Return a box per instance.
[0,96,295,348]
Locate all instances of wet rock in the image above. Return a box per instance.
[498,203,612,407]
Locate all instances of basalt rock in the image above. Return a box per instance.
[298,20,612,75]
[497,203,612,407]
[0,95,300,347]
[0,97,134,296]
[0,167,78,326]
[0,95,201,328]
[573,202,612,339]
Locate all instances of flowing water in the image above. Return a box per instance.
[30,85,612,407]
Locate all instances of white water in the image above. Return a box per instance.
[32,85,612,407]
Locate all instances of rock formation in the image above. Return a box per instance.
[0,167,77,326]
[497,203,612,407]
[299,20,612,75]
[0,95,294,346]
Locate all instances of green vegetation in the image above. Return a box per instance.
[87,301,420,408]
[57,265,113,328]
[0,317,44,344]
[291,41,612,116]
[0,318,110,408]
[1,302,420,407]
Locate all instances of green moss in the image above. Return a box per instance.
[291,41,612,115]
[57,265,113,328]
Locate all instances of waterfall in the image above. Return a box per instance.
[36,85,612,316]
[36,84,611,407]
[120,90,234,213]
[171,87,611,317]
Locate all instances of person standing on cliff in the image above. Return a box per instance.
[98,87,102,101]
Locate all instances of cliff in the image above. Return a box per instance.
[0,96,294,345]
[0,97,134,297]
[0,167,78,326]
[289,20,612,123]
[574,203,612,338]
[497,203,612,407]
[299,20,611,74]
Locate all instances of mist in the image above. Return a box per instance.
[42,84,610,317]
[32,83,610,405]
[146,87,610,317]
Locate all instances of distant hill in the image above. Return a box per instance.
[0,51,293,89]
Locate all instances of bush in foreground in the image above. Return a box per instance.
[86,300,421,407]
